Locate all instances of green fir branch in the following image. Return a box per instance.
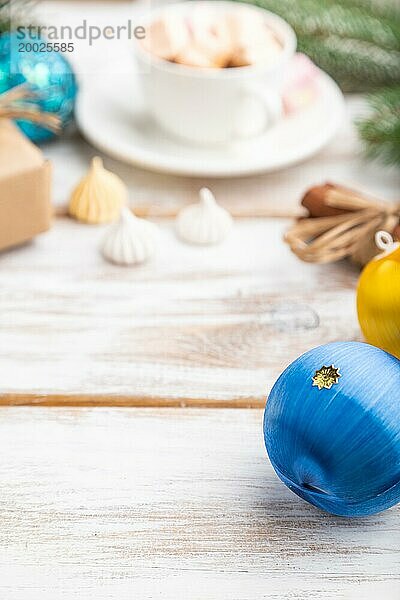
[357,87,400,166]
[299,35,400,92]
[238,0,400,92]
[336,0,400,22]
[0,0,36,35]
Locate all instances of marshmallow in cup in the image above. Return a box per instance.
[134,1,297,145]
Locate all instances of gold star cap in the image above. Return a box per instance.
[312,365,341,390]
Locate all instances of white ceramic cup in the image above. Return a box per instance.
[134,1,297,145]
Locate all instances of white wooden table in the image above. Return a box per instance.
[1,193,399,599]
[0,408,399,600]
[1,1,400,596]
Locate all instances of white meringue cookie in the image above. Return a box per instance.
[101,207,158,266]
[176,188,233,245]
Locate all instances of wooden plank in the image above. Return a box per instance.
[0,393,259,407]
[0,407,398,600]
[0,217,360,404]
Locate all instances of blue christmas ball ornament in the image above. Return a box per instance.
[0,32,77,142]
[264,341,400,517]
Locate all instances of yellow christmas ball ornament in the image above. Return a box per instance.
[69,157,127,224]
[357,231,400,358]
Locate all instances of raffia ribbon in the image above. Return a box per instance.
[285,184,400,266]
[0,84,61,132]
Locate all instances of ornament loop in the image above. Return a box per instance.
[375,230,395,252]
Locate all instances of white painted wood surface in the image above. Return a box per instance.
[0,217,360,403]
[2,3,399,595]
[0,407,398,600]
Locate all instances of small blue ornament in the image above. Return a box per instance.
[264,341,400,517]
[0,32,77,142]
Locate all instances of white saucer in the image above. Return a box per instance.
[76,69,344,178]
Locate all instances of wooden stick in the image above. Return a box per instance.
[55,204,303,220]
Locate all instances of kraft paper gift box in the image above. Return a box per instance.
[0,119,52,251]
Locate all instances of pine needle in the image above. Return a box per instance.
[357,87,400,166]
